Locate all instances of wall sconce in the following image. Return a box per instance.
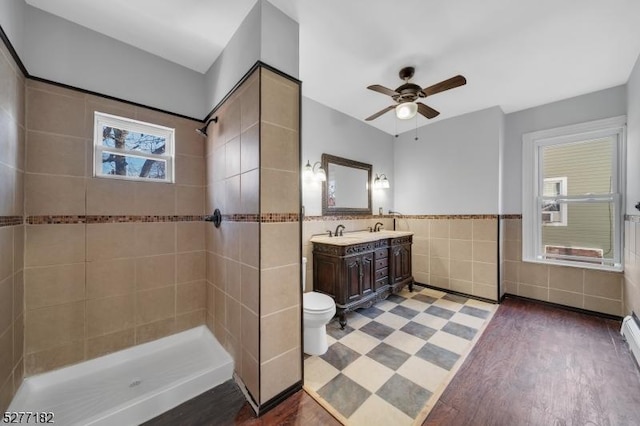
[373,173,390,189]
[195,116,218,137]
[303,160,326,181]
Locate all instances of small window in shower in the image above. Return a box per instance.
[93,112,175,183]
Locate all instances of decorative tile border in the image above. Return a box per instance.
[27,215,206,225]
[626,214,640,223]
[222,213,300,223]
[0,216,23,227]
[222,214,260,223]
[304,214,499,221]
[500,214,523,219]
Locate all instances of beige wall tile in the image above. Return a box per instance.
[430,275,449,288]
[260,169,299,214]
[86,328,135,359]
[548,266,584,293]
[26,131,87,176]
[26,224,85,266]
[13,273,23,321]
[86,294,135,337]
[519,262,549,287]
[414,271,430,285]
[136,254,175,290]
[25,174,85,215]
[260,123,298,172]
[503,261,519,283]
[473,241,497,264]
[0,326,11,386]
[261,69,300,131]
[473,262,497,286]
[261,306,300,361]
[221,222,241,261]
[473,283,497,300]
[413,254,429,274]
[241,350,259,402]
[430,257,450,278]
[13,225,24,274]
[222,97,241,143]
[177,280,206,313]
[177,222,205,252]
[240,124,259,174]
[450,220,472,240]
[209,253,227,289]
[177,251,206,284]
[584,270,622,299]
[226,259,241,301]
[176,185,204,215]
[136,286,175,325]
[450,279,473,295]
[25,301,84,353]
[261,223,300,269]
[133,181,175,215]
[450,260,472,281]
[548,289,583,309]
[450,240,471,261]
[240,73,260,132]
[136,318,176,344]
[25,263,85,310]
[214,286,226,326]
[13,312,23,365]
[240,169,259,214]
[86,178,137,215]
[430,220,450,239]
[174,120,205,157]
[225,175,241,213]
[260,347,301,403]
[518,283,548,301]
[176,310,205,332]
[584,295,622,316]
[86,223,135,261]
[241,265,259,314]
[241,306,259,361]
[26,88,85,137]
[24,340,84,376]
[225,136,241,178]
[473,219,497,242]
[0,228,12,281]
[412,238,428,256]
[135,223,175,256]
[0,277,12,334]
[175,155,205,186]
[503,240,522,261]
[430,238,450,258]
[0,166,15,216]
[504,219,522,241]
[262,264,300,315]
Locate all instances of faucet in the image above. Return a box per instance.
[335,224,345,236]
[325,230,333,237]
[374,222,384,232]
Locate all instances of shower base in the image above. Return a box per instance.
[8,326,233,425]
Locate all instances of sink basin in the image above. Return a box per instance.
[309,230,413,246]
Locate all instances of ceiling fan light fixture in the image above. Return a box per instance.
[395,102,418,120]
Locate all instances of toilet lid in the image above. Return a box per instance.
[303,292,334,311]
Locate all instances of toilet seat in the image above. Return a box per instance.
[303,292,334,312]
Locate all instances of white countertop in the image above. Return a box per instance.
[309,230,414,246]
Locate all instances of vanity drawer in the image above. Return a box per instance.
[375,258,388,270]
[375,277,389,290]
[375,267,388,280]
[375,249,388,259]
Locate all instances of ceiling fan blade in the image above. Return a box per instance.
[421,75,466,97]
[367,84,399,97]
[417,102,440,119]
[365,105,395,121]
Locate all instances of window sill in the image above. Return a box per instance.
[522,256,623,273]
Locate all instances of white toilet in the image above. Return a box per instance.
[302,257,336,355]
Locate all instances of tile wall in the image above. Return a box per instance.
[22,81,207,375]
[205,67,302,407]
[0,41,25,413]
[624,218,640,316]
[502,218,624,316]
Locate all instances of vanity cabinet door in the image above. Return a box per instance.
[391,243,412,284]
[344,254,375,302]
[360,253,375,296]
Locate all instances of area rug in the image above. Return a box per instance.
[303,285,496,425]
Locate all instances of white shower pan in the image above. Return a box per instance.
[9,325,233,425]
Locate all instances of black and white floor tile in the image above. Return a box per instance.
[304,285,495,425]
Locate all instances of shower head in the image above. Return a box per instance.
[196,116,218,137]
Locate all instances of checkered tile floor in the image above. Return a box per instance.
[304,285,496,425]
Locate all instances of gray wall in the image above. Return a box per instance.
[393,106,503,215]
[0,0,26,57]
[502,85,627,214]
[302,97,394,216]
[627,55,640,215]
[204,0,299,113]
[22,5,206,119]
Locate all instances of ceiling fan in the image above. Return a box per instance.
[365,67,466,121]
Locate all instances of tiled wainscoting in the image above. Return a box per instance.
[501,218,624,316]
[624,217,640,315]
[0,40,25,412]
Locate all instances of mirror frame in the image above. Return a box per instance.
[321,153,372,216]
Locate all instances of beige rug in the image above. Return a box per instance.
[303,286,496,426]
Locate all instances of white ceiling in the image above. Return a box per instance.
[25,0,640,135]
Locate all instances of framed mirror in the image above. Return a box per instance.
[322,153,372,216]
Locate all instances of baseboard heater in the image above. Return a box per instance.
[621,313,640,367]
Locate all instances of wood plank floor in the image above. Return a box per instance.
[146,297,640,425]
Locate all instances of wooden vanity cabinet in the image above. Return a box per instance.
[312,234,413,328]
